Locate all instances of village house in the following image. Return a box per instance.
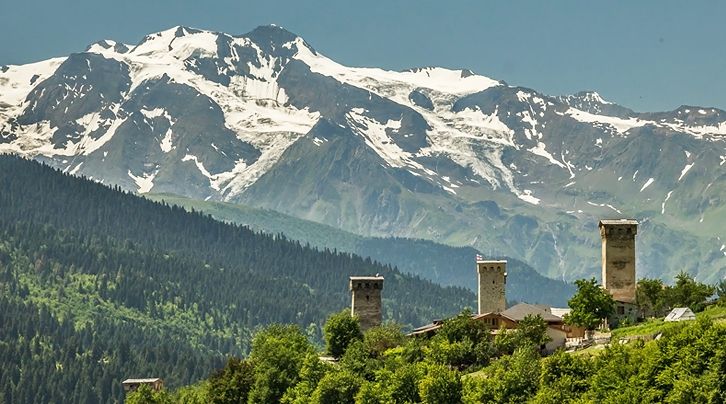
[409,303,585,353]
[407,218,645,351]
[121,378,164,393]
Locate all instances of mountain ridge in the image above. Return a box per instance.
[1,24,723,282]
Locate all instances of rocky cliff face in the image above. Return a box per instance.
[1,25,724,282]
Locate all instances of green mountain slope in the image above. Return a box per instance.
[146,194,575,306]
[0,156,472,404]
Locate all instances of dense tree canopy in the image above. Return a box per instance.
[4,156,726,404]
[207,358,254,404]
[248,325,315,403]
[427,309,494,371]
[636,278,667,318]
[495,314,551,355]
[129,306,726,404]
[0,156,471,404]
[638,273,715,317]
[564,278,615,330]
[664,272,715,313]
[323,310,363,358]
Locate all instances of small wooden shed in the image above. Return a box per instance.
[664,307,696,322]
[121,378,164,392]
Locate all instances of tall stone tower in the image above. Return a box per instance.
[599,219,638,303]
[477,260,507,314]
[350,275,384,331]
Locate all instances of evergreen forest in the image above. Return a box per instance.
[147,194,576,306]
[0,156,473,404]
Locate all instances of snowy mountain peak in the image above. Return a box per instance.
[135,25,205,43]
[0,24,724,285]
[128,26,222,59]
[402,66,475,77]
[243,24,312,56]
[558,90,634,118]
[85,40,130,55]
[572,90,613,105]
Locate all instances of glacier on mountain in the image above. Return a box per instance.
[0,24,724,283]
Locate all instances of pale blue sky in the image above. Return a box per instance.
[2,0,724,112]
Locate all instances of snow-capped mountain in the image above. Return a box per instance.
[1,25,724,282]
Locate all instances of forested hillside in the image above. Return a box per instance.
[147,194,575,306]
[0,156,472,404]
[133,307,726,404]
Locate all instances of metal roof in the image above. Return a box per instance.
[349,276,384,281]
[664,307,696,322]
[408,322,443,336]
[550,307,571,318]
[122,378,162,384]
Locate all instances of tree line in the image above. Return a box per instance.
[132,271,726,403]
[564,273,720,331]
[130,303,726,403]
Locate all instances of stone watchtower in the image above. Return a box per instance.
[349,276,384,331]
[599,219,638,304]
[476,260,507,314]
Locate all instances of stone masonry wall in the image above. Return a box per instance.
[600,222,637,304]
[350,277,383,331]
[477,261,506,314]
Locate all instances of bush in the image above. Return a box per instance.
[564,278,615,330]
[529,350,591,403]
[426,309,494,370]
[324,309,363,358]
[462,346,540,404]
[125,384,172,404]
[418,363,462,404]
[495,314,550,355]
[248,324,315,403]
[311,370,362,404]
[208,358,254,404]
[364,323,406,357]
